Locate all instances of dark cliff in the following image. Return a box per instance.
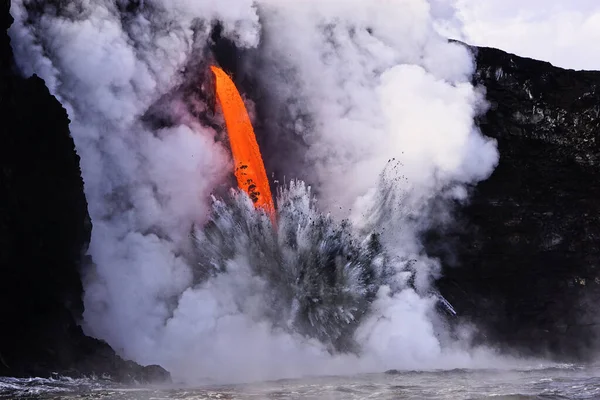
[0,0,169,382]
[434,46,600,360]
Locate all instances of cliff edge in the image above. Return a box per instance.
[0,0,169,382]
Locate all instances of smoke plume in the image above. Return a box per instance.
[10,0,500,384]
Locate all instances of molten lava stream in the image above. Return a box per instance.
[210,65,276,225]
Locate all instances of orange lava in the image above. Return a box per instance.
[210,65,276,224]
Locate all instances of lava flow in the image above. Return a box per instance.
[210,65,276,224]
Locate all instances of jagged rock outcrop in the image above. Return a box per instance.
[433,46,600,360]
[0,0,169,382]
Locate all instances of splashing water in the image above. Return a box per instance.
[193,160,459,353]
[193,179,391,353]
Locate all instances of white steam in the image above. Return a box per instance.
[10,0,499,385]
[255,0,497,215]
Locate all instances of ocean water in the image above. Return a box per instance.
[2,365,600,400]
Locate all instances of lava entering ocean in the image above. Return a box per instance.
[201,67,391,351]
[210,65,276,225]
[8,0,503,384]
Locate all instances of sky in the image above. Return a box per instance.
[446,0,600,71]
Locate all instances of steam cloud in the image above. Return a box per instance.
[10,0,500,384]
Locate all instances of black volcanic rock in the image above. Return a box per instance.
[0,0,169,382]
[433,46,600,360]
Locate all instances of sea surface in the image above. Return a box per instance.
[2,365,600,399]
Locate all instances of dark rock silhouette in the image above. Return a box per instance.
[433,46,600,360]
[0,0,169,382]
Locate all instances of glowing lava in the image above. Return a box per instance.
[210,65,276,224]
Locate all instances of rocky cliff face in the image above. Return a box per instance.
[0,0,169,382]
[433,46,600,360]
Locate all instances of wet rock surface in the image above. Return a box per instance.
[433,46,600,360]
[0,0,169,382]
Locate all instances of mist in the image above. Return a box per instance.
[9,0,502,384]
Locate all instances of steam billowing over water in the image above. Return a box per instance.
[9,0,500,384]
[194,180,390,354]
